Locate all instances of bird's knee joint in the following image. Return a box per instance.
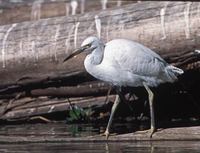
[111,103,118,112]
[150,96,154,101]
[149,103,153,107]
[149,93,154,100]
[111,106,115,112]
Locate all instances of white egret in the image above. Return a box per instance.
[63,36,184,139]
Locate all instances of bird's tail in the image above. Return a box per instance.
[165,65,184,82]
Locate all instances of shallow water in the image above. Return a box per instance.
[1,123,200,153]
[1,141,200,153]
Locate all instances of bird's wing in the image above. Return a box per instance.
[116,52,166,77]
[104,39,167,77]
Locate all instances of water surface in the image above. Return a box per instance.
[1,123,200,153]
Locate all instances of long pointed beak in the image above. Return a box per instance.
[63,45,88,62]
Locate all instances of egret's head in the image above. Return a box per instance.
[63,36,103,62]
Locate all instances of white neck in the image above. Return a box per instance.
[84,45,104,77]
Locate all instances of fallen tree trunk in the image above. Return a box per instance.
[0,0,133,25]
[0,1,200,87]
[0,71,95,94]
[0,95,116,120]
[0,80,112,99]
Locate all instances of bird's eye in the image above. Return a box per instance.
[86,43,92,47]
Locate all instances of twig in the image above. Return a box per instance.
[0,93,22,116]
[29,116,52,123]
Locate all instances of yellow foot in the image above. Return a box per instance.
[135,128,156,138]
[100,130,109,140]
[150,128,156,138]
[100,131,117,140]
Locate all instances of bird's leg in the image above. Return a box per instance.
[143,82,156,138]
[103,94,120,140]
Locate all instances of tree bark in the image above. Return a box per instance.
[0,80,112,99]
[0,0,133,25]
[0,95,115,120]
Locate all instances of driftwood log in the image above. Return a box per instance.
[0,95,116,120]
[0,0,133,25]
[0,1,200,121]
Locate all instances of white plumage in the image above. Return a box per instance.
[64,36,184,139]
[83,37,183,87]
